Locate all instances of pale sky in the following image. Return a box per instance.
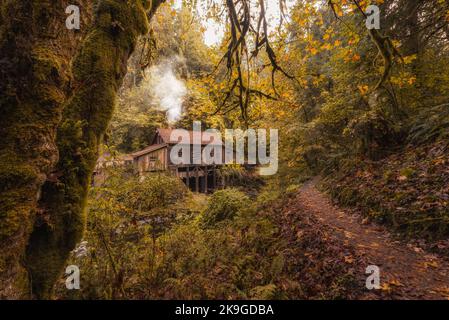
[173,0,294,47]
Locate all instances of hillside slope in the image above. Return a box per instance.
[323,140,449,244]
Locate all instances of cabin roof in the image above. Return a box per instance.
[100,128,224,161]
[131,143,167,158]
[155,128,222,146]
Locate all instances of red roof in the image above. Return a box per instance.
[131,128,223,159]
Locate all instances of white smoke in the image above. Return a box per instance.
[145,57,187,122]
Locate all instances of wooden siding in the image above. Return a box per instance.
[135,147,167,173]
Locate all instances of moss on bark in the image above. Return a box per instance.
[0,0,162,299]
[0,0,93,298]
[25,0,163,298]
[0,0,70,298]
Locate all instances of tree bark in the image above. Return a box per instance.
[0,0,92,298]
[24,0,164,299]
[0,0,163,299]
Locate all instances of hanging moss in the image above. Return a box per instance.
[25,0,161,299]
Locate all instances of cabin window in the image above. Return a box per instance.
[149,155,157,161]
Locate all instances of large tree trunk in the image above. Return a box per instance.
[0,0,163,299]
[24,0,164,299]
[0,0,92,298]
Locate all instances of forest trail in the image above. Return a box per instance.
[297,179,449,300]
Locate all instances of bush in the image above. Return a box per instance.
[117,173,188,213]
[408,103,449,145]
[347,110,401,159]
[200,188,249,228]
[151,208,280,299]
[218,165,264,194]
[55,169,190,299]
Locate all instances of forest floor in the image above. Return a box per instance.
[296,178,449,300]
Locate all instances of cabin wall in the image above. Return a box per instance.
[135,148,167,173]
[132,142,230,193]
[167,144,226,166]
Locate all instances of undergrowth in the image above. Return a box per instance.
[57,172,366,299]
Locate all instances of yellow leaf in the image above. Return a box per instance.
[424,261,439,268]
[358,85,369,95]
[344,256,354,264]
[403,54,417,64]
[389,279,404,287]
[380,283,391,292]
[352,54,361,62]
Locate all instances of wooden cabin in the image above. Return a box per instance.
[130,128,226,193]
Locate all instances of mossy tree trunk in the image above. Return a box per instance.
[0,0,163,298]
[0,0,92,298]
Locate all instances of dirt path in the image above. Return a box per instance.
[297,179,449,300]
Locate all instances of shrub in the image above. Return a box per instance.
[151,208,279,299]
[347,110,401,159]
[118,173,188,213]
[55,169,189,299]
[218,165,264,193]
[285,184,301,194]
[200,188,249,228]
[408,103,449,145]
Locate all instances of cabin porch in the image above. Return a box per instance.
[173,165,221,193]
